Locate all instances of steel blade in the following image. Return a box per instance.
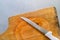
[21,17,48,34]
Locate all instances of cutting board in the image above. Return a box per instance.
[0,7,60,40]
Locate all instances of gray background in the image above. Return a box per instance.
[0,0,60,34]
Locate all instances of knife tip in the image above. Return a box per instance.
[20,17,26,20]
[20,17,24,19]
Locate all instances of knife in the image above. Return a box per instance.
[21,17,59,40]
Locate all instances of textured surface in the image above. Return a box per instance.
[0,7,60,40]
[0,0,60,35]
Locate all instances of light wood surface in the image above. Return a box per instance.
[0,7,60,40]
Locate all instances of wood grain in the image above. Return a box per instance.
[0,7,60,40]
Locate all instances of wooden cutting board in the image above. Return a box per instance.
[0,7,60,40]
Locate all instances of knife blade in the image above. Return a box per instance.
[21,17,59,40]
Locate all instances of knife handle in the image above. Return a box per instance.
[45,31,59,40]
